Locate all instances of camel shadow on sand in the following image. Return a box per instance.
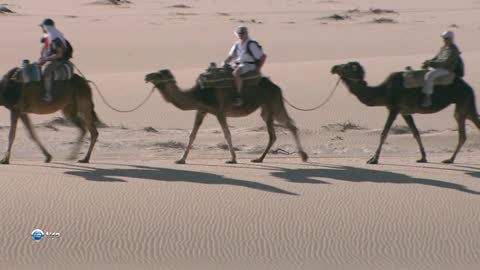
[270,165,480,195]
[63,163,297,196]
[55,161,480,196]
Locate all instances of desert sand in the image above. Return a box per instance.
[1,0,480,269]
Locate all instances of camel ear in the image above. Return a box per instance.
[164,69,174,79]
[352,61,361,67]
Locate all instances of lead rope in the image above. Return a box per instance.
[282,78,341,111]
[73,63,156,113]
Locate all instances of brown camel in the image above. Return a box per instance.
[145,69,308,164]
[331,61,480,164]
[0,67,100,164]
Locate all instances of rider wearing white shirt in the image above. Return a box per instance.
[223,26,267,106]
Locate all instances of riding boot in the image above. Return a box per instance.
[233,78,244,106]
[42,77,53,102]
[422,94,432,107]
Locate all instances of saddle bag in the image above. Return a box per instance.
[53,61,74,81]
[19,60,42,83]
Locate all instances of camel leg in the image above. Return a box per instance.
[63,107,87,161]
[216,114,237,164]
[402,115,427,163]
[69,118,86,161]
[274,103,308,162]
[20,114,52,163]
[1,111,20,164]
[368,110,398,164]
[467,112,480,129]
[443,111,466,164]
[176,111,206,164]
[252,108,276,163]
[285,120,308,162]
[78,110,99,164]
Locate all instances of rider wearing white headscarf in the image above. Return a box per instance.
[421,30,462,107]
[38,18,68,102]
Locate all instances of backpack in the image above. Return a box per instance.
[454,56,464,78]
[235,40,263,65]
[64,39,74,60]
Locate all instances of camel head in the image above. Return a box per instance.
[145,69,180,104]
[145,69,176,87]
[331,62,365,81]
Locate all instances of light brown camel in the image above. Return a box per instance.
[0,67,100,164]
[145,69,308,164]
[331,61,480,164]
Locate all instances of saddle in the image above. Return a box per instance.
[402,68,455,89]
[197,63,262,89]
[12,60,74,83]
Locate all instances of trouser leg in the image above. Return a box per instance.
[233,67,243,95]
[422,68,450,107]
[42,62,61,101]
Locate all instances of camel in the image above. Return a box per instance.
[145,69,308,164]
[331,61,480,164]
[0,67,100,164]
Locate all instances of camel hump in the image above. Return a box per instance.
[403,69,456,89]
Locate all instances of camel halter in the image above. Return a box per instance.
[339,74,365,82]
[283,77,341,112]
[151,78,177,84]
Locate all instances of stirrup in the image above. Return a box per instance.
[421,96,432,107]
[42,95,53,102]
[233,97,243,106]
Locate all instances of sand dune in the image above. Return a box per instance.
[1,156,480,270]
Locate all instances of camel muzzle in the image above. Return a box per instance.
[331,65,342,74]
[145,74,155,83]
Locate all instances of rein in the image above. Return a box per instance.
[283,77,340,112]
[73,63,156,113]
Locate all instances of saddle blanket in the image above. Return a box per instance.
[197,63,261,89]
[403,69,455,89]
[15,61,74,83]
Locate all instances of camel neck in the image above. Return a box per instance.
[155,82,198,111]
[341,77,386,107]
[0,80,10,107]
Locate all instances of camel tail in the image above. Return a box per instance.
[72,74,107,128]
[462,83,480,127]
[92,107,107,128]
[260,78,295,125]
[87,86,107,128]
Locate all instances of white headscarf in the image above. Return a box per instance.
[441,30,455,42]
[44,25,66,46]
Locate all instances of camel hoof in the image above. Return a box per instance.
[442,159,454,164]
[45,154,53,163]
[416,158,427,163]
[251,158,263,163]
[175,159,186,164]
[0,158,10,165]
[226,160,237,164]
[300,151,309,162]
[78,159,90,164]
[367,158,378,164]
